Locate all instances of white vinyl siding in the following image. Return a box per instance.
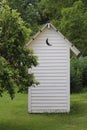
[28,27,70,113]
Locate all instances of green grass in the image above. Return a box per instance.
[0,92,87,130]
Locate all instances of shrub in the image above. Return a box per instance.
[70,58,83,93]
[70,56,87,93]
[82,57,87,87]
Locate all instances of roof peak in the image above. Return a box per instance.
[27,23,80,56]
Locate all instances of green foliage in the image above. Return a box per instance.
[59,0,87,55]
[70,57,87,93]
[0,0,38,99]
[38,0,71,23]
[6,0,87,55]
[8,0,40,31]
[82,57,87,87]
[0,56,17,99]
[70,58,83,93]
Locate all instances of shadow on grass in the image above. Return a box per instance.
[0,123,27,130]
[29,100,87,117]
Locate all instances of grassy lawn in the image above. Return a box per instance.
[0,92,87,130]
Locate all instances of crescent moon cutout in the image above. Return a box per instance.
[46,38,52,46]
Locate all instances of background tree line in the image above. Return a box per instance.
[8,0,87,55]
[0,0,87,98]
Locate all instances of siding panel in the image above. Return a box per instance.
[28,27,70,113]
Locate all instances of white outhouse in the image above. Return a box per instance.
[27,23,80,113]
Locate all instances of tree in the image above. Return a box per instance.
[70,56,87,93]
[8,0,40,32]
[0,0,38,99]
[0,56,17,99]
[38,0,78,24]
[59,0,87,55]
[70,58,83,93]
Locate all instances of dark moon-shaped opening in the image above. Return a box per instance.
[46,38,52,46]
